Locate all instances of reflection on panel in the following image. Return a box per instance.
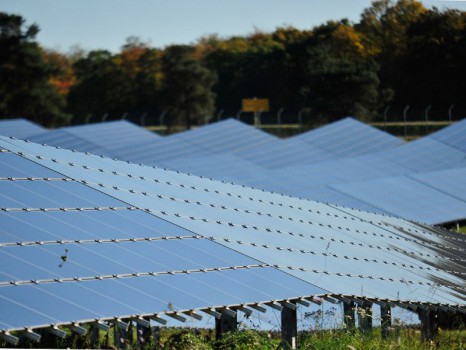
[1,131,466,336]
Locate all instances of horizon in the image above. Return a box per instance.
[1,0,466,53]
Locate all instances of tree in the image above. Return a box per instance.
[300,21,380,123]
[356,0,426,106]
[160,45,216,129]
[67,50,131,122]
[67,37,161,123]
[0,12,69,126]
[399,8,466,106]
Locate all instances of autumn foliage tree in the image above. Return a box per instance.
[2,0,466,127]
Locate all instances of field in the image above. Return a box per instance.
[15,326,466,349]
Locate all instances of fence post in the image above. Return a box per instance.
[403,105,410,139]
[383,106,390,125]
[140,112,147,127]
[298,108,304,125]
[448,104,454,122]
[159,109,168,126]
[236,109,242,120]
[217,109,224,122]
[277,108,284,126]
[424,105,431,134]
[101,113,108,122]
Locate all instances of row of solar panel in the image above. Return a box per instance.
[1,135,465,336]
[2,117,466,224]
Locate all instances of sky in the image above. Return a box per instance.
[1,0,466,53]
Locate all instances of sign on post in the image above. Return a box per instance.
[242,98,270,112]
[242,98,269,127]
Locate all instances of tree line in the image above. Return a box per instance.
[1,0,466,128]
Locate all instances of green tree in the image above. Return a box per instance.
[400,8,466,106]
[67,37,161,123]
[160,45,216,129]
[67,50,131,122]
[117,37,161,117]
[301,21,380,123]
[356,0,426,106]
[0,12,69,126]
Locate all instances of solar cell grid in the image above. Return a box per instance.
[3,137,464,305]
[1,139,332,333]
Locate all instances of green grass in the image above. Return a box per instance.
[9,326,466,349]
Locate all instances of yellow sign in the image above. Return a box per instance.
[242,98,270,112]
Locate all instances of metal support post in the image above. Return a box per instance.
[357,301,372,334]
[254,111,262,127]
[281,302,297,349]
[420,309,438,343]
[215,311,237,340]
[381,305,392,339]
[90,324,100,348]
[343,301,356,330]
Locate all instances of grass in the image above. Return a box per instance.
[8,325,466,349]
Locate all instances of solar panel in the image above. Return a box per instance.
[0,119,47,139]
[410,167,466,203]
[291,117,404,156]
[0,141,329,334]
[428,118,466,153]
[29,129,114,157]
[379,137,466,172]
[331,176,466,224]
[2,137,464,309]
[166,119,277,154]
[234,138,336,168]
[29,120,161,158]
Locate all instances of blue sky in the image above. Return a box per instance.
[1,0,465,53]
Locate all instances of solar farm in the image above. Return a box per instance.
[1,118,466,348]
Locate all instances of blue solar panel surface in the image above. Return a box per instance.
[0,119,47,139]
[166,119,277,154]
[0,139,331,333]
[292,117,404,156]
[29,120,160,158]
[4,118,466,226]
[1,136,465,322]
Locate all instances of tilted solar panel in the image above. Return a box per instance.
[0,142,328,334]
[291,117,404,156]
[2,137,464,309]
[428,118,466,153]
[166,119,277,154]
[0,119,46,139]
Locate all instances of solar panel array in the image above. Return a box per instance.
[1,135,465,337]
[3,117,466,224]
[156,119,466,224]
